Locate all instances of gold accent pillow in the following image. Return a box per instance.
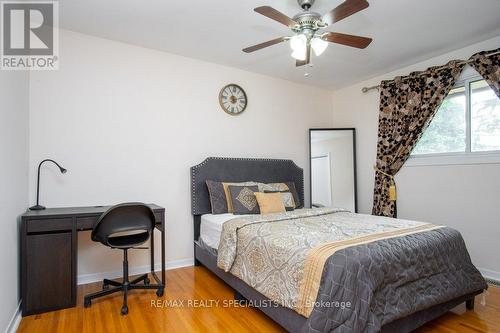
[263,190,295,211]
[254,192,286,214]
[258,182,300,208]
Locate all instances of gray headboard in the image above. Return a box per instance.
[190,157,304,240]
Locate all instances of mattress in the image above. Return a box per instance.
[200,209,311,250]
[200,213,242,249]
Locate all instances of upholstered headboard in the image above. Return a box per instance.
[190,157,304,240]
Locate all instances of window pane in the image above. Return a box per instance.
[471,80,500,152]
[412,87,466,155]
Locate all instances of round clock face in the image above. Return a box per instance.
[219,84,247,115]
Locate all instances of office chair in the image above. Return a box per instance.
[83,203,164,315]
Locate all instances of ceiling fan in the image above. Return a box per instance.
[243,0,372,67]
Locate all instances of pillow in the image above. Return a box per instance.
[257,182,289,192]
[264,190,295,211]
[222,181,257,213]
[228,185,260,214]
[254,192,286,214]
[285,181,302,208]
[206,180,229,214]
[257,182,289,208]
[258,181,301,208]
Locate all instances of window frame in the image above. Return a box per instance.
[406,67,500,167]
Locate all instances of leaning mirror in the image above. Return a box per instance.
[309,128,357,212]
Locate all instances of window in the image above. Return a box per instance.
[470,80,500,152]
[410,66,500,164]
[412,86,466,155]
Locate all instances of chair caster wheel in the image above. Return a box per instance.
[156,288,164,297]
[144,277,150,285]
[84,298,91,308]
[121,305,128,315]
[102,283,109,290]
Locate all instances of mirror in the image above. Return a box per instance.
[309,128,357,212]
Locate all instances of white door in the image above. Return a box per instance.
[311,155,332,207]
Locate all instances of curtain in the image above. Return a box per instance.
[372,60,466,217]
[469,47,500,98]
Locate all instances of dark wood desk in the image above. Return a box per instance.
[20,204,165,316]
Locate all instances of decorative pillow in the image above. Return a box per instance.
[257,182,289,192]
[264,190,295,211]
[254,192,286,214]
[258,181,301,208]
[222,181,257,213]
[228,185,260,215]
[285,181,302,208]
[206,180,229,214]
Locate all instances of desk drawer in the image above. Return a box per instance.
[26,218,73,233]
[76,216,98,230]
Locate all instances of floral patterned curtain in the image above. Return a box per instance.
[372,60,466,217]
[469,47,500,98]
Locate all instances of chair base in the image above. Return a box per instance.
[84,249,164,315]
[84,274,164,314]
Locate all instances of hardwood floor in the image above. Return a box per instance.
[18,266,500,333]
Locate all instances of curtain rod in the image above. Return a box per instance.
[361,50,499,93]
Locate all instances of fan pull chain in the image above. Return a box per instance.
[304,63,313,77]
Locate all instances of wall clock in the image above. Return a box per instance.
[219,84,247,115]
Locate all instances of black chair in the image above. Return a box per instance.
[83,203,164,315]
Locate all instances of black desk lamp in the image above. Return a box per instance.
[29,159,67,211]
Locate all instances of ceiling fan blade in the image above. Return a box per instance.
[296,44,311,67]
[322,0,369,26]
[254,6,297,28]
[242,37,287,53]
[322,32,372,49]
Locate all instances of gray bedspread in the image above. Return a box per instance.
[305,227,487,333]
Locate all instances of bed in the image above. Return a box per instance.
[191,157,487,333]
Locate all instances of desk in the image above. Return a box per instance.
[20,204,165,316]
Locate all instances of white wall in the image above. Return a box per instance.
[28,30,333,279]
[331,36,500,280]
[0,71,29,330]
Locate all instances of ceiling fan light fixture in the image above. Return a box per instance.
[290,34,307,52]
[243,1,372,68]
[291,49,307,61]
[311,37,328,56]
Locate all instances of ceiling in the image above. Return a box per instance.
[59,0,500,89]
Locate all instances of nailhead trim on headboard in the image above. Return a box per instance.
[190,157,304,216]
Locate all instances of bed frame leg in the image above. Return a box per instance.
[466,297,475,310]
[234,291,248,304]
[194,258,202,267]
[194,243,202,266]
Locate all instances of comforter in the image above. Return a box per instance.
[216,208,487,332]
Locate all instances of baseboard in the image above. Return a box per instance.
[4,301,21,333]
[77,258,193,285]
[479,268,500,286]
